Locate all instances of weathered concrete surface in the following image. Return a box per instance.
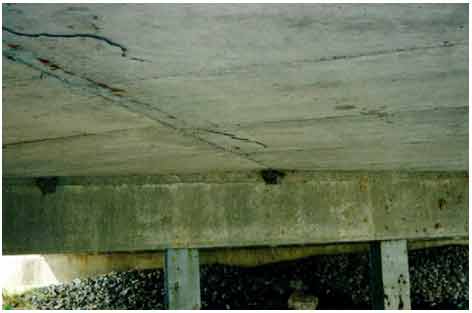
[3,171,468,255]
[2,4,468,176]
[164,249,201,309]
[380,240,411,309]
[370,240,412,309]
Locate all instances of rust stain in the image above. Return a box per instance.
[37,58,51,65]
[7,43,20,49]
[33,59,126,95]
[75,254,89,266]
[37,58,62,71]
[359,176,368,192]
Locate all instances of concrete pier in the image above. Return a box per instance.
[164,249,201,310]
[370,240,411,309]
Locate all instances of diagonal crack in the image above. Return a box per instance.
[3,127,156,148]
[3,47,267,167]
[2,26,128,57]
[281,40,466,68]
[110,40,467,85]
[197,128,267,148]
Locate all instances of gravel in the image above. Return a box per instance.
[22,270,165,310]
[410,246,469,309]
[8,245,468,310]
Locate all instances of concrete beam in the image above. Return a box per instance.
[164,249,201,310]
[369,240,411,309]
[3,171,468,255]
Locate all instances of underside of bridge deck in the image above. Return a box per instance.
[2,4,468,177]
[2,3,468,310]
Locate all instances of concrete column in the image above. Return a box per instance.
[369,240,411,310]
[164,248,201,310]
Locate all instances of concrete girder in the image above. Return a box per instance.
[3,171,468,255]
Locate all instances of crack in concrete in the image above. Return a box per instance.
[281,40,465,68]
[4,38,465,169]
[111,40,467,85]
[2,127,157,149]
[197,129,267,148]
[2,26,128,57]
[3,47,267,167]
[4,52,74,86]
[236,106,468,129]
